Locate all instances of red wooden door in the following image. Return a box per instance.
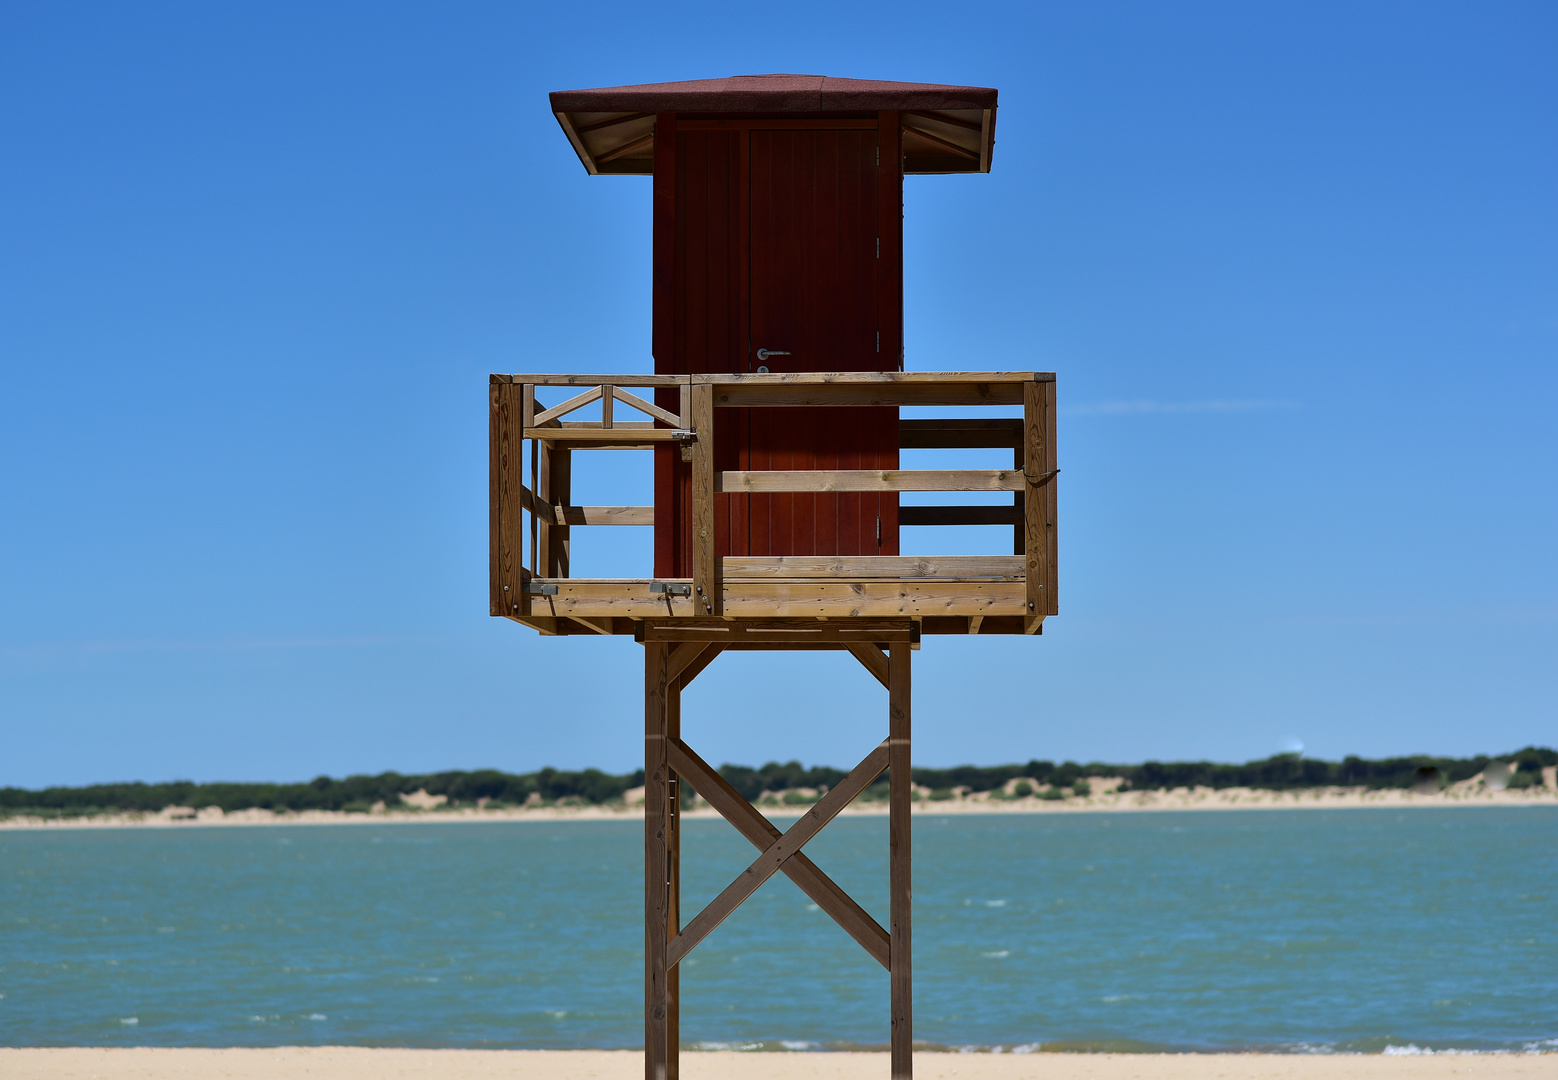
[744,128,898,557]
[654,120,901,576]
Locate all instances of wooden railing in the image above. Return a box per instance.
[490,372,1056,636]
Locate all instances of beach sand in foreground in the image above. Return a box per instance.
[2,1049,1553,1080]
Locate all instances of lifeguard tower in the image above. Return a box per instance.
[490,75,1056,1080]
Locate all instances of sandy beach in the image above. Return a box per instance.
[2,1049,1554,1080]
[3,775,1553,830]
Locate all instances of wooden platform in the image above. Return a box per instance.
[489,371,1057,640]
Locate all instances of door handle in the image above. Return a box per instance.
[755,348,790,362]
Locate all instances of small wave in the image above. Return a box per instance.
[982,950,1010,958]
[119,1017,138,1025]
[306,1013,327,1021]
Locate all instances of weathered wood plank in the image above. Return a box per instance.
[713,384,1024,408]
[555,505,653,526]
[504,371,1053,387]
[721,555,1022,579]
[690,384,717,615]
[666,741,890,969]
[535,581,1023,619]
[1024,381,1051,633]
[719,581,1024,618]
[640,618,916,643]
[1045,377,1059,617]
[667,738,890,970]
[889,643,913,1080]
[506,373,690,388]
[524,427,685,444]
[489,381,527,619]
[718,469,1021,493]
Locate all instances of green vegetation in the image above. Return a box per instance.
[1,748,1551,818]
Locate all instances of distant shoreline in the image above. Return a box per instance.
[3,782,1553,830]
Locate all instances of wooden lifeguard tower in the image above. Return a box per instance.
[490,75,1056,1080]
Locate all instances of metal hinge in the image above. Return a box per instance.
[650,581,692,597]
[524,581,558,596]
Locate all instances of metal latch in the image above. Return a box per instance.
[675,428,697,462]
[524,582,558,596]
[650,581,692,597]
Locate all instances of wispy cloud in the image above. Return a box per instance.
[1064,399,1299,417]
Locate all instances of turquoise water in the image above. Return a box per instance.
[1,809,1555,1052]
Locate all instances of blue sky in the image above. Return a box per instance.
[2,2,1554,787]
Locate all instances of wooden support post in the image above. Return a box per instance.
[1023,381,1048,633]
[666,662,681,1079]
[690,383,717,615]
[489,380,526,619]
[543,444,571,578]
[645,642,675,1080]
[1043,377,1058,616]
[889,641,913,1079]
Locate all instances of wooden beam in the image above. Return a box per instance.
[968,615,984,635]
[889,644,913,1080]
[504,371,1053,387]
[718,470,1022,494]
[644,642,673,1080]
[1045,378,1059,617]
[613,386,683,428]
[899,505,1022,527]
[532,581,1022,619]
[665,641,712,685]
[690,384,717,616]
[554,506,653,526]
[1024,381,1049,634]
[721,555,1022,580]
[674,645,723,689]
[503,374,691,388]
[524,427,685,444]
[532,385,603,426]
[640,619,916,643]
[667,739,891,970]
[898,417,1022,449]
[666,740,890,969]
[847,644,890,689]
[713,384,1024,408]
[903,122,980,161]
[719,582,1023,618]
[489,381,526,619]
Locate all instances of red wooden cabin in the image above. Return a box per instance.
[549,75,999,577]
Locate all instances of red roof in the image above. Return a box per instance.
[551,75,999,176]
[549,74,998,114]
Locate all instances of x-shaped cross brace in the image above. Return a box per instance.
[665,736,892,970]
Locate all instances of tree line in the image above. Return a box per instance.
[3,747,1552,817]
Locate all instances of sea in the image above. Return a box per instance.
[2,808,1555,1053]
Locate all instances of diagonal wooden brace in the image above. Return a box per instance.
[665,739,890,969]
[667,738,890,969]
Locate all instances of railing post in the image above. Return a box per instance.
[489,378,526,619]
[1023,379,1050,633]
[690,382,717,615]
